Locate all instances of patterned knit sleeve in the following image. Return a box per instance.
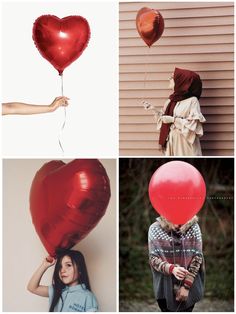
[148,224,174,275]
[173,97,206,144]
[183,223,203,289]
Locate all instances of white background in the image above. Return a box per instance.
[3,158,117,312]
[2,1,118,157]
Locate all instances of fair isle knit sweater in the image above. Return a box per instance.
[148,216,205,311]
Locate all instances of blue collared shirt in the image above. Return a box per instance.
[49,284,98,312]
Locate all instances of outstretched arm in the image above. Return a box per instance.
[27,256,56,297]
[2,96,69,115]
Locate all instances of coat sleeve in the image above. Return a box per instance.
[173,97,206,144]
[148,224,174,275]
[183,223,203,289]
[156,99,171,130]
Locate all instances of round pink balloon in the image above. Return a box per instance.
[149,161,206,224]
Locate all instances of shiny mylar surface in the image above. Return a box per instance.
[136,7,164,47]
[30,159,110,256]
[149,161,206,224]
[33,15,90,75]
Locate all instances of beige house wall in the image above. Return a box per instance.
[119,2,234,156]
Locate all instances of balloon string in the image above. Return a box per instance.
[58,74,66,155]
[143,46,150,101]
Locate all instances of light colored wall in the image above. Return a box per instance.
[119,2,234,156]
[3,159,116,312]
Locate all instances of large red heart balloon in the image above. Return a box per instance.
[30,159,110,256]
[32,15,90,75]
[136,7,164,47]
[149,161,206,224]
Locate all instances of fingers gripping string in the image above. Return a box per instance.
[58,73,67,154]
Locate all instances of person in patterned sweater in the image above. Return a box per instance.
[148,215,205,312]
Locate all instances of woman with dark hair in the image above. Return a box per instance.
[143,68,206,156]
[27,250,98,312]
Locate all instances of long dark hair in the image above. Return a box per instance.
[49,249,91,312]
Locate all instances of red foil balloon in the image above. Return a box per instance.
[32,15,90,75]
[30,159,110,256]
[136,7,164,47]
[149,161,206,224]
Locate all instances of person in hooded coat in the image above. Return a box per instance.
[143,68,206,156]
[148,216,205,312]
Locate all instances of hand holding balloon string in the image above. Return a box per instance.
[142,100,163,116]
[33,15,90,153]
[45,256,57,267]
[136,8,164,112]
[172,266,190,281]
[49,96,70,112]
[142,100,154,110]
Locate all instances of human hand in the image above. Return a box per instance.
[161,115,174,124]
[42,256,56,268]
[142,100,154,110]
[176,286,189,302]
[49,96,69,112]
[172,266,189,280]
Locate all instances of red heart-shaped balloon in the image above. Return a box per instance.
[30,159,110,256]
[136,7,164,47]
[33,15,90,75]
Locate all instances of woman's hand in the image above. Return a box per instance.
[161,115,174,124]
[172,266,189,280]
[27,256,56,297]
[142,100,154,110]
[176,286,189,302]
[49,96,69,112]
[42,256,56,268]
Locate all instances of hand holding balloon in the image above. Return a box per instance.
[2,97,69,115]
[142,100,154,110]
[49,96,70,112]
[172,266,190,281]
[44,256,56,267]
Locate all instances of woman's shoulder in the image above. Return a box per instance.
[149,217,164,233]
[180,96,199,104]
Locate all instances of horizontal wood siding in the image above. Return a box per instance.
[119,2,234,156]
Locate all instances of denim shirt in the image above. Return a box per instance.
[49,284,98,312]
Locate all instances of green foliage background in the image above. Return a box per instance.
[119,158,234,301]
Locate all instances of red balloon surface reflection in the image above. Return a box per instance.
[30,159,110,256]
[149,161,206,224]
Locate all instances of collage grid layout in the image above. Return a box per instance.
[1,0,235,313]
